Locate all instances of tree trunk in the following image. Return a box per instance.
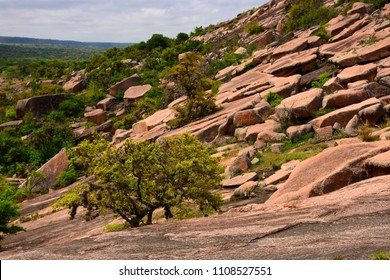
[146,211,154,225]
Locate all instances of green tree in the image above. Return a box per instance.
[164,52,219,127]
[55,133,223,227]
[0,178,24,249]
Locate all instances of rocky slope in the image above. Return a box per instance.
[2,0,390,259]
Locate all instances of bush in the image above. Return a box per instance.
[244,22,265,36]
[0,178,25,249]
[285,0,338,32]
[55,167,78,189]
[311,73,331,88]
[164,52,219,127]
[55,133,223,227]
[264,91,283,108]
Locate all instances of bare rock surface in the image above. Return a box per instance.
[311,97,381,128]
[266,141,390,205]
[2,174,390,260]
[109,74,141,97]
[275,88,323,119]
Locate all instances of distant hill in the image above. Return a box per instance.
[0,36,132,49]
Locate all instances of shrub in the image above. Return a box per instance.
[285,0,338,32]
[264,91,283,108]
[54,133,223,227]
[244,22,265,36]
[165,52,219,128]
[0,178,25,249]
[311,73,332,89]
[372,251,390,260]
[55,167,78,189]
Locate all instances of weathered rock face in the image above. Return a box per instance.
[97,96,116,111]
[30,149,69,192]
[311,98,381,129]
[265,48,318,77]
[16,93,72,119]
[275,88,323,119]
[337,63,377,86]
[63,71,86,93]
[109,74,141,97]
[84,109,107,125]
[266,141,390,205]
[331,36,390,67]
[124,84,152,105]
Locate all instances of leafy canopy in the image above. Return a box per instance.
[165,52,220,128]
[55,133,223,227]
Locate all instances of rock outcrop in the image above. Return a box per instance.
[16,93,72,119]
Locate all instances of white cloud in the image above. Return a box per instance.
[0,0,267,42]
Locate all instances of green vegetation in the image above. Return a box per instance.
[104,222,130,232]
[244,22,264,36]
[372,251,390,260]
[264,91,283,108]
[311,73,332,89]
[165,52,220,128]
[0,178,25,249]
[357,126,380,142]
[54,133,223,227]
[285,0,338,32]
[337,0,388,10]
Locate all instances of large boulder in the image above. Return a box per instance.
[63,71,86,93]
[124,84,152,105]
[326,13,360,37]
[84,109,107,125]
[337,63,377,86]
[275,88,323,119]
[16,93,71,119]
[30,149,69,192]
[221,172,258,188]
[331,36,390,67]
[365,150,390,177]
[266,141,390,205]
[233,104,270,128]
[97,96,116,111]
[310,97,381,129]
[264,48,318,77]
[109,74,141,97]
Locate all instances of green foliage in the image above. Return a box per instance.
[0,178,25,249]
[55,167,78,189]
[244,22,265,36]
[114,97,160,130]
[252,148,324,173]
[56,133,223,227]
[313,25,331,42]
[165,52,219,127]
[104,222,130,232]
[264,91,283,108]
[337,0,388,9]
[311,73,331,89]
[357,126,380,142]
[314,107,336,117]
[372,251,390,260]
[282,132,316,151]
[285,0,338,32]
[190,26,207,37]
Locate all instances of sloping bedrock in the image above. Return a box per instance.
[265,141,390,205]
[156,94,259,143]
[330,34,390,67]
[264,48,318,77]
[310,97,381,129]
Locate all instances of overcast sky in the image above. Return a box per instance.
[0,0,268,43]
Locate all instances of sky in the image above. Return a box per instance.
[0,0,268,43]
